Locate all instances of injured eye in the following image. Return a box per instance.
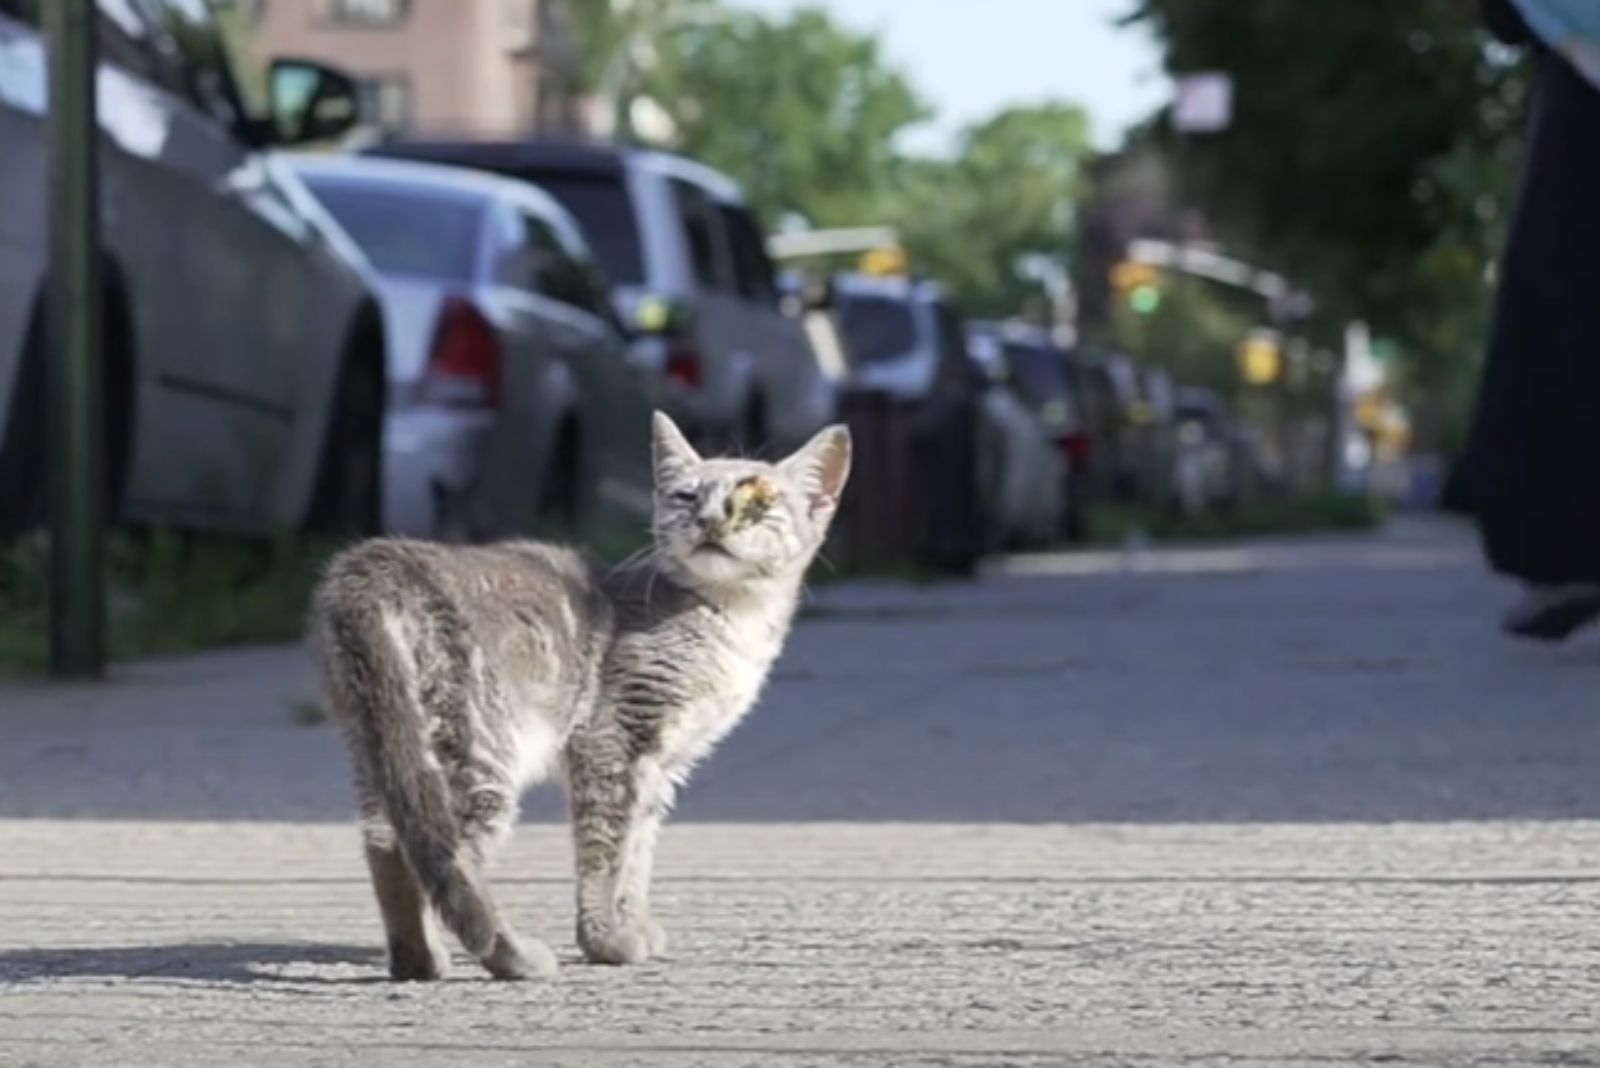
[729,477,777,524]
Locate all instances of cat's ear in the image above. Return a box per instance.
[652,411,701,484]
[781,424,851,519]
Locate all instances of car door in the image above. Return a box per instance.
[110,0,307,525]
[720,203,830,453]
[523,205,653,517]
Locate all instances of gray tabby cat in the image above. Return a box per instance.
[308,412,850,981]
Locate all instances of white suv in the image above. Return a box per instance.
[0,0,386,537]
[365,139,837,457]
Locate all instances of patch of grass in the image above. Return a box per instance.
[0,529,336,676]
[0,516,661,677]
[1085,491,1388,547]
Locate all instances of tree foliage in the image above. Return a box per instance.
[568,2,1091,315]
[641,6,929,228]
[1127,0,1529,427]
[893,103,1093,318]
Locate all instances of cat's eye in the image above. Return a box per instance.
[667,487,699,506]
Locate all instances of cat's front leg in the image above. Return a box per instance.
[613,772,672,959]
[567,740,666,965]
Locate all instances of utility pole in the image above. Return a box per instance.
[46,0,106,677]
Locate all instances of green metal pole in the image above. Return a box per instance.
[46,0,105,677]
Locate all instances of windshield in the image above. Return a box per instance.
[1005,342,1068,408]
[507,171,644,285]
[302,178,483,282]
[837,295,918,365]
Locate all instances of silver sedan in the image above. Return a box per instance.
[287,155,657,540]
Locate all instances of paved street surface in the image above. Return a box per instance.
[3,519,1599,1065]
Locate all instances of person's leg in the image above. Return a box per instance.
[1460,51,1600,638]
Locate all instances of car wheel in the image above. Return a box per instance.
[0,299,130,542]
[538,421,582,529]
[1061,480,1090,543]
[0,316,47,540]
[307,357,383,539]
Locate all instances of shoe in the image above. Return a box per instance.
[1502,583,1600,642]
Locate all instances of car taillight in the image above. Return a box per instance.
[665,340,701,388]
[1059,431,1091,467]
[423,297,499,408]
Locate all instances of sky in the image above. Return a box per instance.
[730,0,1170,153]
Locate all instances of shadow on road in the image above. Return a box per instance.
[0,942,386,985]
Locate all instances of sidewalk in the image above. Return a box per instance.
[3,521,1599,1065]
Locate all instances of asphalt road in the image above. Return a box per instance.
[2,519,1598,1065]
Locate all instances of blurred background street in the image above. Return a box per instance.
[4,0,1599,1063]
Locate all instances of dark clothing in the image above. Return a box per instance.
[1479,0,1531,45]
[1456,49,1600,584]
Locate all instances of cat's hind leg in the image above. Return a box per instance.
[356,780,449,981]
[363,833,451,981]
[452,770,558,981]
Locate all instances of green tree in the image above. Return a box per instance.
[641,5,929,227]
[894,103,1093,317]
[1127,0,1528,445]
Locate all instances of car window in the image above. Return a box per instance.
[143,0,251,130]
[1004,341,1068,408]
[721,205,777,306]
[837,295,917,366]
[671,179,733,293]
[514,170,644,286]
[302,178,483,282]
[493,207,613,320]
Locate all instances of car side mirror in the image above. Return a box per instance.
[268,58,361,146]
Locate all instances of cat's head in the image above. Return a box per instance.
[650,411,851,589]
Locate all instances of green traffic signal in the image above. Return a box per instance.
[1129,283,1162,315]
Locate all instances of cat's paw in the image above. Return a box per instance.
[579,925,652,966]
[388,938,450,982]
[482,932,558,981]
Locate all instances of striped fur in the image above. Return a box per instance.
[308,413,850,980]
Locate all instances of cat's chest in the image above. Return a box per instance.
[653,635,780,771]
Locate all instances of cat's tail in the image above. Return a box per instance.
[313,588,505,961]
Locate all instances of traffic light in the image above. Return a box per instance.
[1237,329,1282,385]
[1111,260,1162,315]
[859,246,908,277]
[1128,284,1161,315]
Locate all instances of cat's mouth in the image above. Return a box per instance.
[693,541,736,559]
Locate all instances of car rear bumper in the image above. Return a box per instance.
[382,406,494,538]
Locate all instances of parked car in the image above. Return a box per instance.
[1139,365,1180,511]
[968,320,1090,541]
[286,155,656,539]
[1171,386,1238,517]
[0,1,384,538]
[362,138,834,457]
[1075,349,1148,504]
[830,273,1040,563]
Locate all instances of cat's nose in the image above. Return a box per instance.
[695,506,723,533]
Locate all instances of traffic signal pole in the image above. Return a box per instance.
[46,0,106,677]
